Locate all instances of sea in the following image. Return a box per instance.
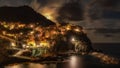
[93,43,120,58]
[4,43,120,68]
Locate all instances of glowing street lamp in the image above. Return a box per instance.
[22,44,26,48]
[30,31,34,34]
[29,24,34,28]
[11,42,16,47]
[66,27,71,30]
[71,37,76,42]
[74,28,80,32]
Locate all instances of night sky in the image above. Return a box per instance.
[0,0,120,43]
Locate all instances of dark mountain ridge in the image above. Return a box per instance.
[0,6,55,26]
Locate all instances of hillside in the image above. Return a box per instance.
[0,6,55,26]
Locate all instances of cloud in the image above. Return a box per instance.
[56,1,83,23]
[0,0,32,6]
[99,0,120,8]
[30,0,65,23]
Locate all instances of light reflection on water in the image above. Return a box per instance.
[69,56,83,68]
[5,56,83,68]
[5,63,56,68]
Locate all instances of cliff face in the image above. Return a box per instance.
[0,6,93,65]
[0,6,93,53]
[0,6,55,26]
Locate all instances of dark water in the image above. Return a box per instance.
[5,56,84,68]
[93,43,120,58]
[5,43,120,68]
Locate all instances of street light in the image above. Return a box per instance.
[71,37,76,42]
[11,42,16,47]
